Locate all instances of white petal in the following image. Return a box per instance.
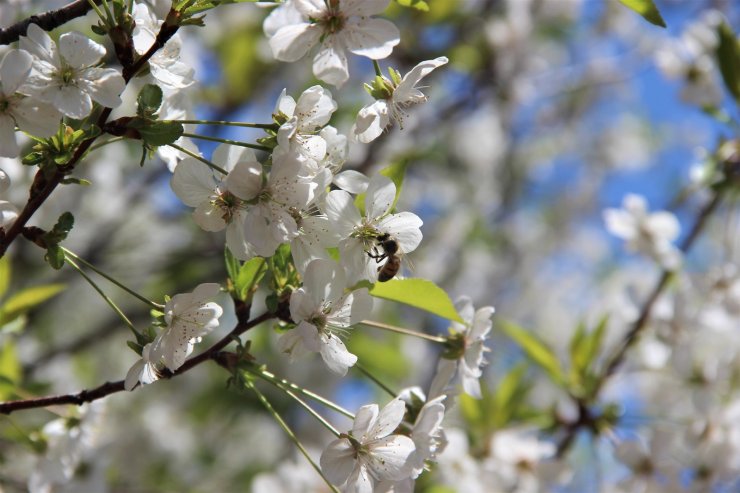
[269,23,321,62]
[80,67,125,108]
[0,200,19,228]
[353,100,389,143]
[225,218,256,261]
[0,116,20,158]
[342,0,390,16]
[299,134,327,162]
[344,464,374,493]
[365,435,415,481]
[13,99,61,138]
[295,0,326,17]
[53,85,92,119]
[365,175,395,220]
[212,143,257,173]
[353,404,380,438]
[274,88,296,117]
[170,158,217,207]
[59,32,105,67]
[646,212,680,241]
[319,333,357,375]
[264,1,306,38]
[395,57,448,102]
[369,398,406,440]
[225,160,262,201]
[193,202,227,232]
[343,18,400,60]
[313,37,349,87]
[325,190,362,237]
[428,358,457,400]
[320,438,357,485]
[333,170,370,194]
[124,359,146,391]
[295,85,337,129]
[304,258,346,306]
[603,209,636,240]
[20,24,57,65]
[377,212,423,254]
[0,50,32,95]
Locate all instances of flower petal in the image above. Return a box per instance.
[313,37,349,87]
[170,158,217,207]
[365,174,395,220]
[0,50,32,95]
[59,32,105,67]
[269,23,321,62]
[319,333,357,375]
[343,18,400,60]
[320,438,357,485]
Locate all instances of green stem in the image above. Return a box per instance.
[355,363,396,398]
[166,120,278,130]
[167,143,228,175]
[86,0,109,25]
[245,379,341,493]
[64,256,137,333]
[250,367,354,419]
[182,133,271,153]
[62,247,163,310]
[360,320,447,344]
[373,60,383,77]
[99,0,114,23]
[87,136,125,153]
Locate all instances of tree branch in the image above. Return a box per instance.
[0,0,101,45]
[0,310,274,415]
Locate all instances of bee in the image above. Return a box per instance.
[367,233,402,282]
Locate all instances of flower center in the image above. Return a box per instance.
[213,190,244,223]
[59,66,76,85]
[309,313,328,331]
[319,1,346,34]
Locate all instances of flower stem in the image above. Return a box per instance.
[360,319,447,343]
[167,143,228,175]
[245,379,341,493]
[249,367,354,419]
[354,363,397,398]
[64,255,137,333]
[373,60,383,77]
[181,133,271,153]
[165,119,278,130]
[87,136,125,153]
[62,247,163,310]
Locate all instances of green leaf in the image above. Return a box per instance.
[395,0,430,11]
[617,0,666,28]
[0,341,20,400]
[0,256,11,300]
[44,244,65,270]
[369,278,463,322]
[52,212,74,237]
[492,362,528,428]
[235,257,267,301]
[717,22,740,102]
[134,121,184,147]
[380,159,408,211]
[0,284,65,326]
[136,84,164,118]
[224,247,240,284]
[498,320,566,385]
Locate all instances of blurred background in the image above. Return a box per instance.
[1,0,739,491]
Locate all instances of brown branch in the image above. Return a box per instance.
[0,0,101,45]
[555,190,724,456]
[0,310,274,415]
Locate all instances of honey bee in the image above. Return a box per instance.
[367,233,401,282]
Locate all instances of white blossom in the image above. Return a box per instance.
[265,0,400,87]
[0,49,61,157]
[170,144,257,260]
[19,24,125,119]
[429,296,495,399]
[320,398,415,492]
[274,85,338,162]
[325,174,422,284]
[278,258,371,375]
[353,57,448,143]
[151,282,223,371]
[124,341,162,391]
[603,194,681,270]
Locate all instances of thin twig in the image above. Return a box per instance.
[0,0,102,45]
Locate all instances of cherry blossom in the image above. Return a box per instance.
[274,85,338,162]
[320,398,415,492]
[265,0,400,87]
[0,49,61,157]
[324,174,422,283]
[429,296,495,399]
[278,259,371,375]
[603,194,682,270]
[19,24,125,119]
[353,57,449,143]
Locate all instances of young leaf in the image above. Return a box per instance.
[235,257,267,301]
[45,244,65,270]
[395,0,430,11]
[497,320,566,386]
[133,121,184,147]
[0,341,20,401]
[137,84,164,118]
[0,256,11,300]
[617,0,666,28]
[0,284,65,327]
[717,22,740,102]
[224,247,241,285]
[369,278,463,322]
